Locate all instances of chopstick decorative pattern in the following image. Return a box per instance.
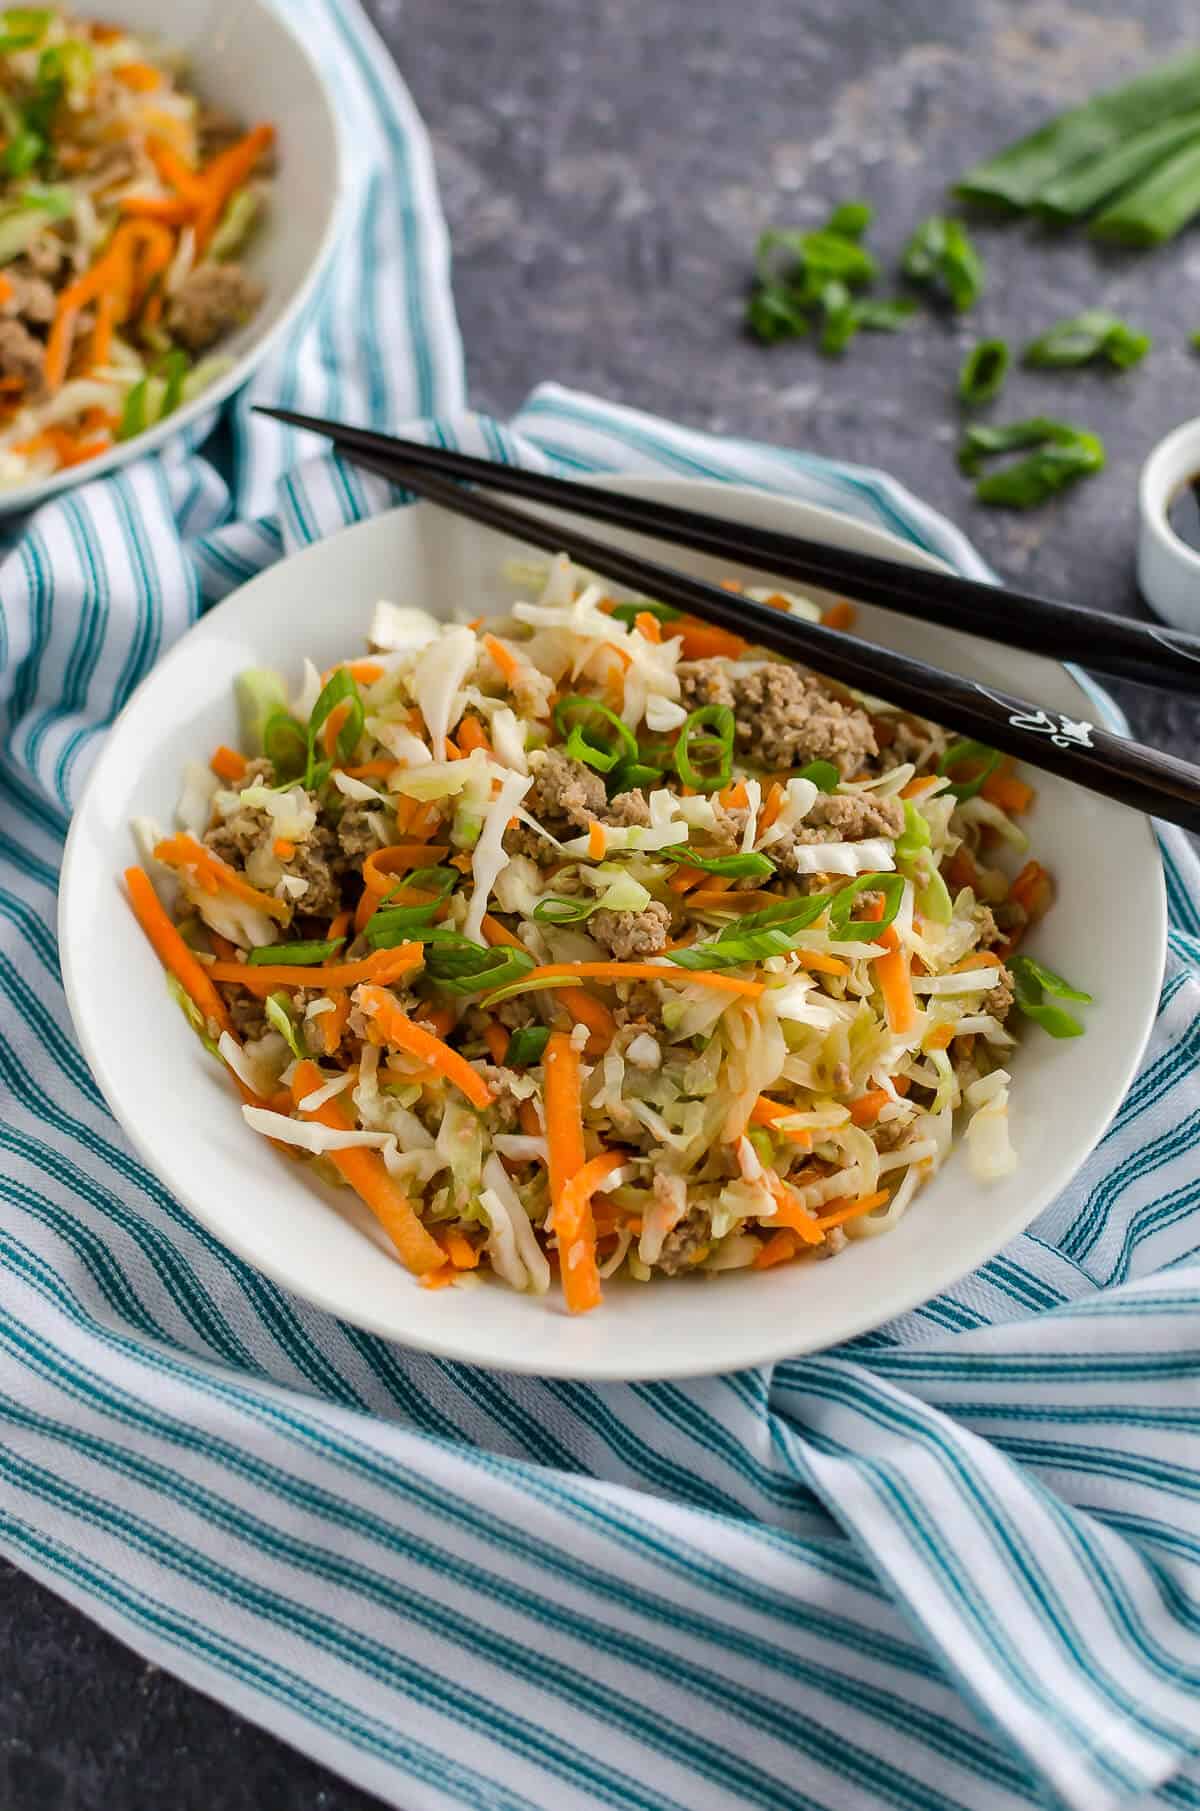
[254,407,1200,835]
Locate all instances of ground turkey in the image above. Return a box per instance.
[604,788,650,827]
[972,904,1005,951]
[204,810,344,919]
[524,747,607,831]
[654,1207,711,1274]
[589,900,671,959]
[221,989,269,1041]
[800,792,905,841]
[731,664,877,777]
[984,966,1015,1022]
[337,801,390,860]
[167,264,265,353]
[0,271,55,327]
[677,660,735,709]
[0,319,44,396]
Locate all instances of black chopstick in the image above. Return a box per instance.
[333,443,1200,835]
[255,406,1200,694]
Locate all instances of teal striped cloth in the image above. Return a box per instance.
[2,4,1199,1808]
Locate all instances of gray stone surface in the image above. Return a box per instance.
[3,2,1196,1807]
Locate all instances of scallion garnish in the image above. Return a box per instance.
[117,377,148,442]
[159,347,190,417]
[532,896,596,924]
[305,667,363,788]
[662,847,776,880]
[1037,111,1200,222]
[1010,954,1093,1038]
[608,760,663,794]
[901,216,984,312]
[957,417,1106,508]
[796,759,840,792]
[958,339,1010,405]
[1022,310,1150,370]
[826,199,873,238]
[424,937,535,995]
[607,599,682,628]
[827,872,904,939]
[553,694,639,774]
[506,1025,551,1066]
[937,739,1003,800]
[1090,138,1200,246]
[247,938,344,967]
[673,704,734,792]
[894,800,953,925]
[260,710,307,782]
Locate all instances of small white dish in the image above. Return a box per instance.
[1138,416,1200,632]
[60,478,1167,1380]
[0,0,346,514]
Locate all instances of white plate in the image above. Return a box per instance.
[0,0,345,513]
[60,478,1167,1379]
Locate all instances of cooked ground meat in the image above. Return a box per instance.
[474,1063,526,1131]
[972,904,1005,950]
[612,982,665,1032]
[495,994,537,1030]
[589,901,671,959]
[802,792,905,841]
[984,966,1015,1021]
[222,989,269,1042]
[677,659,735,709]
[204,805,270,866]
[242,756,276,787]
[12,238,68,282]
[524,747,607,831]
[731,664,877,777]
[873,1113,916,1152]
[0,270,55,327]
[709,801,748,852]
[654,1207,711,1275]
[887,715,950,770]
[337,801,389,859]
[604,788,650,828]
[167,263,265,353]
[279,825,343,919]
[0,318,44,396]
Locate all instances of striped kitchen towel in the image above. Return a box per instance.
[2,3,1199,1810]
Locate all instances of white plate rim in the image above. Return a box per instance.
[59,477,1168,1377]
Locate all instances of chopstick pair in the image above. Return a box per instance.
[255,405,1200,835]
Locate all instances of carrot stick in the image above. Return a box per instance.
[124,866,234,1037]
[147,136,206,203]
[120,195,192,224]
[115,60,162,91]
[89,291,117,368]
[814,1188,891,1232]
[668,865,707,895]
[758,781,785,832]
[481,914,527,951]
[417,1002,456,1039]
[559,986,616,1056]
[848,1088,891,1125]
[210,744,247,783]
[875,927,918,1035]
[154,833,291,923]
[355,984,493,1109]
[193,123,275,249]
[443,1228,480,1270]
[361,844,452,894]
[43,302,78,393]
[553,1148,625,1315]
[667,618,748,660]
[456,714,492,755]
[982,774,1034,814]
[753,1229,798,1269]
[767,1182,825,1246]
[210,944,421,992]
[484,1021,510,1065]
[492,961,764,1000]
[587,822,606,860]
[321,992,350,1057]
[634,611,662,642]
[821,600,856,631]
[289,1060,443,1274]
[749,1097,813,1150]
[482,633,523,685]
[900,774,941,801]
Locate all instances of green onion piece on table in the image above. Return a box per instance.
[958,339,1010,405]
[506,1025,550,1066]
[1191,331,1200,354]
[953,49,1200,212]
[852,298,914,332]
[1022,310,1150,370]
[247,938,345,967]
[1037,109,1200,222]
[1090,140,1200,246]
[958,417,1076,476]
[746,284,811,344]
[825,200,873,238]
[1009,954,1093,1038]
[902,216,984,311]
[957,417,1106,507]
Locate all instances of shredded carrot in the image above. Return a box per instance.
[876,925,918,1035]
[147,136,206,203]
[795,950,849,978]
[481,914,527,952]
[321,991,351,1057]
[489,961,765,1001]
[821,600,856,631]
[668,619,749,660]
[0,275,12,305]
[114,60,162,91]
[923,1023,956,1052]
[952,951,999,973]
[339,760,398,780]
[289,1060,443,1274]
[757,781,785,833]
[634,611,662,642]
[210,944,422,993]
[719,779,749,809]
[270,838,294,862]
[419,1264,457,1290]
[555,1148,627,1314]
[443,1229,480,1270]
[87,290,117,369]
[815,1188,891,1233]
[482,632,522,686]
[450,852,473,873]
[1008,860,1053,922]
[668,865,706,895]
[343,659,384,685]
[900,774,941,800]
[193,123,276,249]
[326,910,353,944]
[124,866,234,1037]
[749,1097,813,1150]
[356,985,492,1109]
[154,833,291,923]
[559,987,616,1056]
[587,821,606,860]
[543,1035,599,1313]
[983,773,1035,814]
[484,1021,510,1065]
[456,714,492,756]
[754,1230,798,1269]
[360,844,452,895]
[518,1098,542,1138]
[43,301,78,393]
[417,1002,457,1039]
[119,194,192,223]
[848,1088,891,1125]
[767,1181,825,1245]
[945,847,981,894]
[207,743,246,784]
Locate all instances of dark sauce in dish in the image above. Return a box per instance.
[1167,474,1200,555]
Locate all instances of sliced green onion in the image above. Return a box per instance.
[506,1025,551,1066]
[826,199,873,238]
[554,694,638,774]
[827,871,905,939]
[117,377,149,442]
[975,436,1105,507]
[366,904,440,947]
[895,803,952,925]
[159,348,190,418]
[937,739,1003,800]
[895,798,932,863]
[1010,954,1093,1037]
[247,938,344,967]
[306,668,363,785]
[165,971,219,1057]
[851,298,915,333]
[425,938,535,995]
[1090,139,1200,246]
[736,893,832,934]
[607,599,681,628]
[674,704,734,792]
[662,847,776,880]
[902,216,984,312]
[608,760,663,794]
[403,866,458,899]
[959,339,1010,405]
[1038,110,1200,222]
[746,282,812,344]
[818,279,858,356]
[796,759,840,792]
[532,896,595,924]
[1022,310,1150,370]
[264,993,304,1060]
[668,890,833,967]
[916,867,953,925]
[953,50,1200,212]
[261,710,307,782]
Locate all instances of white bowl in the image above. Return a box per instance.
[0,0,345,513]
[60,478,1167,1380]
[1137,416,1200,633]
